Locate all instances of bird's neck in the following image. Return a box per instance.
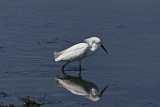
[82,43,99,58]
[90,43,99,53]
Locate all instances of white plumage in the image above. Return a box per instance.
[54,43,88,62]
[55,74,108,101]
[54,37,108,72]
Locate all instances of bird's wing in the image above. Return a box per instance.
[55,43,88,61]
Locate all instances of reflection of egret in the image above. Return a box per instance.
[54,37,108,73]
[55,72,108,101]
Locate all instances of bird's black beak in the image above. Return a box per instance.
[99,85,108,97]
[99,42,108,54]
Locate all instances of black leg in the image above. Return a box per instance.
[79,61,81,71]
[62,61,70,74]
[78,61,81,78]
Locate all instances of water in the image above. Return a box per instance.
[0,0,160,106]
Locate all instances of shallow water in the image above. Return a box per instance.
[0,0,160,106]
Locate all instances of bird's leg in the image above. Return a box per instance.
[78,61,82,78]
[62,61,70,74]
[79,60,82,71]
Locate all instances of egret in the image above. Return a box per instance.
[55,73,108,101]
[54,37,108,73]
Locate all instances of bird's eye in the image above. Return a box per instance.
[98,42,101,45]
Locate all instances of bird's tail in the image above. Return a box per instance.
[54,51,60,61]
[54,51,64,62]
[54,78,62,86]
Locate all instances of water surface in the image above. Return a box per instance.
[0,0,160,106]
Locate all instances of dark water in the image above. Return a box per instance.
[0,0,160,106]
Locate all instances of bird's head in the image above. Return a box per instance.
[85,37,101,44]
[87,85,108,101]
[85,37,108,54]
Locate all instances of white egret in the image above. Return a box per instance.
[54,37,108,73]
[55,74,108,101]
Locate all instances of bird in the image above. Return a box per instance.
[55,73,108,101]
[54,37,108,73]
